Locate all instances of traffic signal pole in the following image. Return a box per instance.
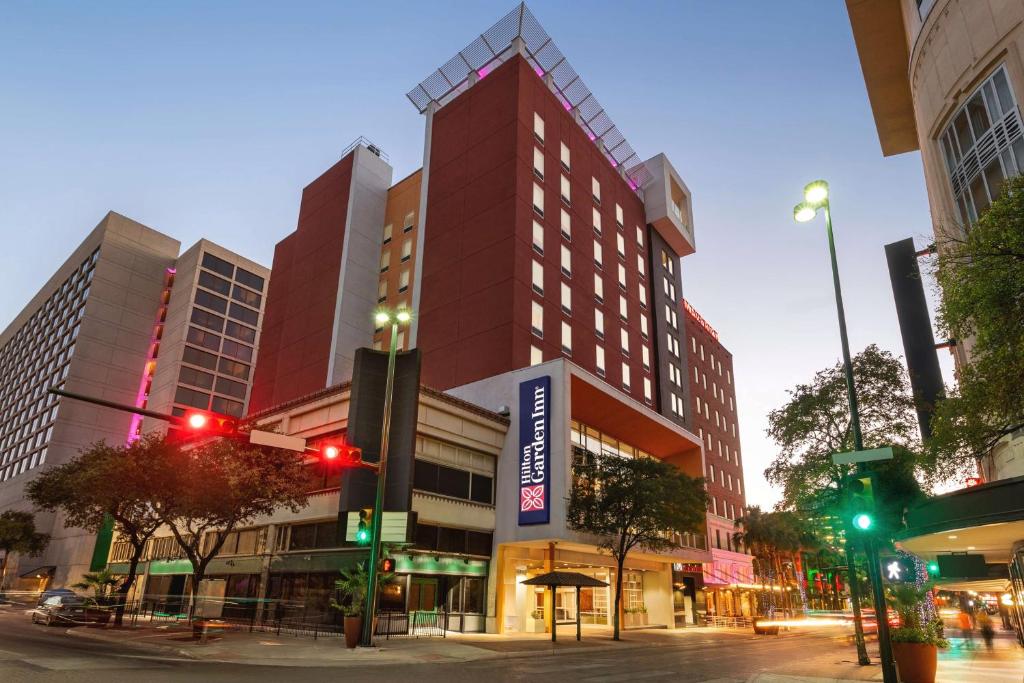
[360,321,399,647]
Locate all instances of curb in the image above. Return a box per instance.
[63,625,199,660]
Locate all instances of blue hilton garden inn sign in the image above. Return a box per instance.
[518,375,551,526]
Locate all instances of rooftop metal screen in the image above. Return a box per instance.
[406,2,652,192]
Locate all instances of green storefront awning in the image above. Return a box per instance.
[393,553,488,577]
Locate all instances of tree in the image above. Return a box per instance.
[150,438,310,615]
[26,435,167,625]
[567,451,707,640]
[0,510,49,589]
[72,569,120,605]
[930,174,1024,477]
[764,345,928,519]
[732,507,816,615]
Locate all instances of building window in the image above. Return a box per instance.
[594,240,603,269]
[640,313,649,338]
[380,250,390,273]
[637,253,645,278]
[532,260,544,295]
[560,174,571,205]
[615,203,624,228]
[403,212,415,232]
[531,301,544,338]
[533,182,544,217]
[595,345,605,376]
[383,223,392,245]
[643,377,652,402]
[635,226,643,248]
[532,220,544,254]
[594,308,605,339]
[199,270,231,296]
[534,112,544,144]
[592,207,602,235]
[561,282,572,315]
[560,141,570,171]
[561,321,572,355]
[560,245,571,278]
[591,176,601,204]
[618,295,628,321]
[202,252,234,278]
[620,328,629,355]
[533,147,545,180]
[941,65,1023,223]
[560,208,571,241]
[530,345,543,366]
[641,346,650,370]
[617,263,627,289]
[594,273,604,302]
[399,269,410,293]
[400,239,412,262]
[621,363,631,390]
[378,279,388,303]
[616,233,625,258]
[638,283,647,308]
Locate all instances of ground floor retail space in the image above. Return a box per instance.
[109,550,491,632]
[495,543,707,634]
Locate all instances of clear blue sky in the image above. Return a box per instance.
[0,1,951,508]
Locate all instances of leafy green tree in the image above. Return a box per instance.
[733,507,819,614]
[764,345,928,533]
[930,174,1024,476]
[0,510,49,588]
[150,438,310,615]
[26,435,167,625]
[567,451,707,640]
[72,568,120,605]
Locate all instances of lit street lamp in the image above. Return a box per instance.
[360,306,413,647]
[792,180,896,682]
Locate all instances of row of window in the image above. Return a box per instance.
[707,462,742,496]
[378,269,411,301]
[201,252,265,293]
[380,239,413,272]
[413,459,494,505]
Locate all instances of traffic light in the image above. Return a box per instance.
[356,508,373,545]
[173,409,239,440]
[320,442,362,467]
[380,557,394,573]
[927,561,940,576]
[846,472,877,532]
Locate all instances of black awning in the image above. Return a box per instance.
[521,571,608,588]
[19,565,55,578]
[898,475,1024,539]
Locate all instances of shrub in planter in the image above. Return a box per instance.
[887,584,949,683]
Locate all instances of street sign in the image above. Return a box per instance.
[831,447,894,466]
[249,429,307,452]
[344,511,414,543]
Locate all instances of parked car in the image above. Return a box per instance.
[36,588,78,607]
[31,594,90,626]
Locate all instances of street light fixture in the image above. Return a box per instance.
[791,180,896,682]
[360,306,413,647]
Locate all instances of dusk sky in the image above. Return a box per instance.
[0,1,953,509]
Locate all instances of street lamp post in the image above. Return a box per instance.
[793,181,896,682]
[360,307,412,647]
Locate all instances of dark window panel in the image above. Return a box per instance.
[187,326,221,351]
[228,302,259,326]
[235,268,265,292]
[174,386,210,410]
[225,320,256,344]
[438,526,465,553]
[414,523,438,551]
[179,366,214,390]
[289,524,316,551]
[190,307,225,333]
[202,253,234,278]
[437,464,470,499]
[194,289,228,314]
[217,357,250,380]
[211,396,244,417]
[467,531,492,557]
[221,339,253,362]
[232,285,262,308]
[470,473,493,504]
[198,271,231,296]
[182,345,218,370]
[215,376,247,399]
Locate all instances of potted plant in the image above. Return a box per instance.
[887,583,949,683]
[333,565,368,649]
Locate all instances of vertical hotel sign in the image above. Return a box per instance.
[518,375,551,525]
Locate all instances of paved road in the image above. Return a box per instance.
[2,608,1020,682]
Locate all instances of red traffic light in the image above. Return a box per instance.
[318,442,362,467]
[380,557,394,573]
[173,410,239,439]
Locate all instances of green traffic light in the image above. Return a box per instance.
[852,513,873,531]
[928,562,940,575]
[356,528,370,544]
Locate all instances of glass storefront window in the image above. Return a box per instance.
[570,420,652,460]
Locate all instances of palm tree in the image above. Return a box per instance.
[72,569,121,606]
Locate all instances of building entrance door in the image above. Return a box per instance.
[554,586,577,623]
[408,578,439,611]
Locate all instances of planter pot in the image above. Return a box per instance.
[892,642,937,683]
[343,616,362,649]
[752,617,779,636]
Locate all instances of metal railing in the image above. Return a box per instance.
[704,614,753,628]
[375,609,448,639]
